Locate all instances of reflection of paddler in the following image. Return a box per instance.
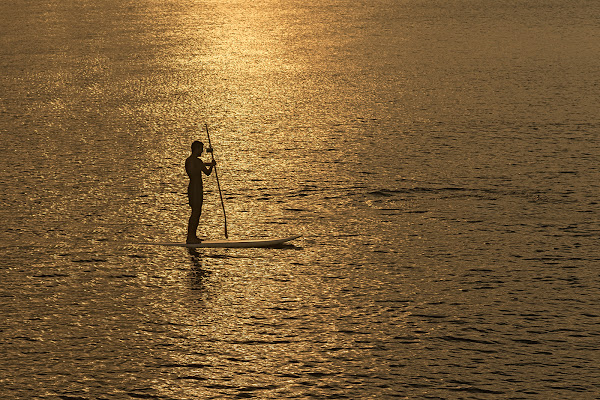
[185,141,216,244]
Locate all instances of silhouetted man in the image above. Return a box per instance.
[185,141,215,243]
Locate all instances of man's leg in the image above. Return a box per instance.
[187,207,202,243]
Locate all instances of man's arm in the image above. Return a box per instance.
[201,159,216,176]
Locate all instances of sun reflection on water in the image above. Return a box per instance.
[3,0,599,397]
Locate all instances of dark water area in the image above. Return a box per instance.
[1,0,599,398]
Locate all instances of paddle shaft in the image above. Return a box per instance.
[205,123,228,238]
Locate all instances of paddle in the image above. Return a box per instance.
[204,123,228,238]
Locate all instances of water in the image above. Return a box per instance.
[1,0,599,398]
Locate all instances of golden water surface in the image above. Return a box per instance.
[1,0,599,398]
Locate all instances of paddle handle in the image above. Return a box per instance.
[205,123,228,238]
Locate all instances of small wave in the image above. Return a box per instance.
[127,393,162,399]
[177,375,208,381]
[162,363,211,368]
[32,273,70,278]
[438,335,497,345]
[447,386,505,394]
[71,258,108,263]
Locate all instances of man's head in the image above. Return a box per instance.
[191,140,204,154]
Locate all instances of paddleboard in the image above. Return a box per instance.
[135,235,301,248]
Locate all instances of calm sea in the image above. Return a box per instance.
[1,0,599,398]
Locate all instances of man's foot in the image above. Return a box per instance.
[186,236,204,244]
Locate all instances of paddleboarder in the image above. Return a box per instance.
[185,140,216,243]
